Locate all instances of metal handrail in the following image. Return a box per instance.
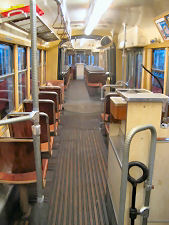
[39,91,59,112]
[101,84,122,101]
[8,10,28,18]
[18,69,28,74]
[24,99,57,136]
[116,81,128,87]
[118,125,157,225]
[101,81,128,100]
[8,111,51,155]
[30,0,44,217]
[0,111,37,126]
[0,73,15,79]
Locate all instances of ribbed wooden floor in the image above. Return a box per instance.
[13,81,109,225]
[45,112,109,225]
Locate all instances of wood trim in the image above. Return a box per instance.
[16,104,23,112]
[0,171,37,184]
[154,11,169,22]
[0,159,48,185]
[164,48,169,94]
[146,49,153,90]
[14,45,19,110]
[157,138,169,141]
[0,32,48,50]
[141,49,147,89]
[145,41,169,49]
[0,138,33,142]
[153,11,169,41]
[26,47,31,99]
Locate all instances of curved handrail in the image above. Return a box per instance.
[101,82,128,101]
[8,10,28,18]
[118,125,157,225]
[0,111,37,126]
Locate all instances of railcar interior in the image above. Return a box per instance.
[0,0,169,225]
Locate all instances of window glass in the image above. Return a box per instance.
[126,49,143,88]
[0,43,14,119]
[88,55,91,65]
[18,46,26,105]
[37,49,41,66]
[94,53,99,66]
[68,55,72,66]
[91,55,94,65]
[126,51,135,88]
[75,52,86,64]
[152,49,165,93]
[135,52,143,88]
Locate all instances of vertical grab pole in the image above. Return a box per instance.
[122,23,126,82]
[30,0,44,206]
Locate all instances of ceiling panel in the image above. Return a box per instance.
[65,0,169,36]
[1,0,169,39]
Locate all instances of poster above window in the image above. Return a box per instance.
[154,12,169,41]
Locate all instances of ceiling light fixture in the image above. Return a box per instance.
[84,0,113,36]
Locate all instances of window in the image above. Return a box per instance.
[88,55,91,65]
[152,49,165,93]
[135,52,143,88]
[0,43,14,119]
[126,49,143,88]
[68,55,72,66]
[75,52,86,64]
[91,55,94,65]
[94,53,99,66]
[18,46,26,105]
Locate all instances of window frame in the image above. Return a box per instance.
[18,46,27,106]
[0,42,15,119]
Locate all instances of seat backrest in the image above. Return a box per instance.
[0,138,35,174]
[0,138,48,185]
[23,100,55,125]
[39,91,59,112]
[104,93,119,114]
[46,80,64,92]
[39,86,62,105]
[87,72,106,85]
[8,113,49,143]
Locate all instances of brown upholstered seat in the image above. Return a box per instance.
[46,80,64,102]
[85,68,106,87]
[64,69,72,89]
[0,138,48,185]
[39,91,60,121]
[39,91,60,122]
[39,86,62,110]
[23,100,57,136]
[8,113,53,156]
[102,93,119,122]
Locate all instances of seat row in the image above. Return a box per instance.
[84,66,107,88]
[0,81,64,216]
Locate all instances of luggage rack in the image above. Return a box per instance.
[0,12,59,42]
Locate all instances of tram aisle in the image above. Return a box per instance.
[44,80,109,225]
